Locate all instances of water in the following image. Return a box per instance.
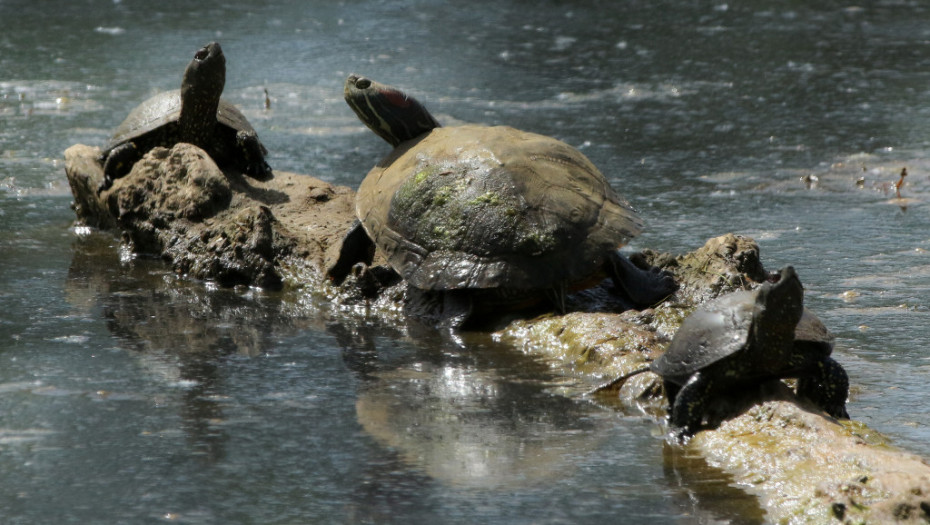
[2,0,930,522]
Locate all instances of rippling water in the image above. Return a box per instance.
[3,0,930,522]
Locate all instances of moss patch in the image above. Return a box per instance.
[387,163,563,256]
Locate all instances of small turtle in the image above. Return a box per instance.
[98,42,272,192]
[329,74,677,327]
[592,266,849,438]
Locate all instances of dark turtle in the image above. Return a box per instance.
[592,266,849,438]
[98,42,272,192]
[328,74,677,327]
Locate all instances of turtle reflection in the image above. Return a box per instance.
[65,233,282,463]
[355,356,605,488]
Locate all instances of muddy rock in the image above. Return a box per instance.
[638,232,769,304]
[694,397,930,523]
[65,143,356,289]
[64,142,930,523]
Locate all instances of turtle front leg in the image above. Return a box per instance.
[327,220,377,284]
[668,372,712,440]
[236,129,273,181]
[403,288,474,331]
[440,290,474,330]
[606,252,678,308]
[796,357,850,419]
[545,282,567,315]
[663,380,682,409]
[99,142,141,193]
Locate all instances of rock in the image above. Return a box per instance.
[63,141,930,522]
[640,232,768,303]
[694,398,930,523]
[65,143,357,289]
[108,144,232,222]
[65,145,117,230]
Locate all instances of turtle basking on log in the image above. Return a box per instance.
[98,42,272,192]
[593,266,849,439]
[328,74,677,328]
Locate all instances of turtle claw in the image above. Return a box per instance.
[99,141,140,194]
[439,292,473,330]
[796,356,850,420]
[327,220,377,284]
[246,161,273,181]
[344,262,401,299]
[96,179,112,195]
[545,282,568,315]
[236,130,272,181]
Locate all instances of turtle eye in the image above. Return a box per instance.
[355,77,372,89]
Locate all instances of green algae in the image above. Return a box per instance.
[467,191,503,206]
[388,165,565,256]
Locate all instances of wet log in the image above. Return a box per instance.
[65,143,930,523]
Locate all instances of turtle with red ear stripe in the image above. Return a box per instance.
[329,74,677,329]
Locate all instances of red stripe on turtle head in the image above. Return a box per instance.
[381,88,411,109]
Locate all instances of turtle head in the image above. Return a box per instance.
[180,42,226,140]
[345,74,441,147]
[750,266,804,365]
[182,42,226,100]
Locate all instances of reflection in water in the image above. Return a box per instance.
[329,315,606,489]
[355,360,602,489]
[65,232,296,464]
[7,0,930,520]
[64,230,768,520]
[663,443,766,524]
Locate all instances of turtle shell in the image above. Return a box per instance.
[650,288,757,380]
[652,266,806,381]
[793,308,835,356]
[356,124,644,291]
[104,89,259,152]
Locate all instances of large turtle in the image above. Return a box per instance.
[329,74,677,327]
[98,42,272,192]
[592,266,849,438]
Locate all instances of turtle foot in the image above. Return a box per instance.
[343,262,401,299]
[327,220,376,284]
[797,357,850,420]
[245,160,274,181]
[607,251,678,308]
[99,141,140,194]
[403,288,474,331]
[236,130,273,181]
[96,178,113,195]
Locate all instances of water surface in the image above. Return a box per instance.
[3,1,930,522]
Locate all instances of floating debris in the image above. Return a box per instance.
[802,173,819,189]
[895,167,907,199]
